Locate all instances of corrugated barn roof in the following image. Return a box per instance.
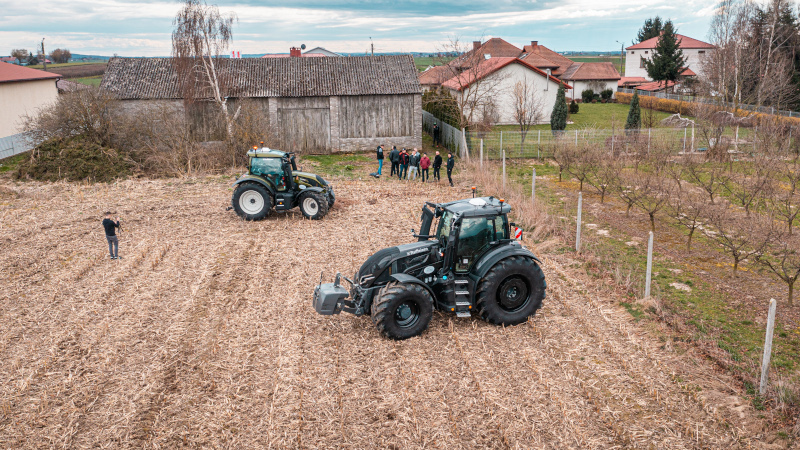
[101,55,422,99]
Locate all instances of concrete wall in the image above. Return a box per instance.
[0,79,59,138]
[456,63,561,126]
[625,48,710,80]
[567,80,618,101]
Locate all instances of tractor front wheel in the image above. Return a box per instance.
[299,191,329,220]
[371,283,433,340]
[232,183,272,221]
[476,256,545,326]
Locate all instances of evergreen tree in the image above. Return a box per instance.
[625,91,641,132]
[643,21,687,90]
[634,16,668,43]
[550,84,567,134]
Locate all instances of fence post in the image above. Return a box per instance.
[735,126,739,152]
[683,127,687,152]
[759,298,777,396]
[461,128,469,160]
[576,192,583,253]
[691,125,695,152]
[575,129,578,146]
[480,139,484,169]
[502,150,506,193]
[647,128,651,153]
[532,167,536,204]
[645,231,654,298]
[754,126,757,153]
[500,131,503,154]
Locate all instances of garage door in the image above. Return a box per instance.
[277,108,331,154]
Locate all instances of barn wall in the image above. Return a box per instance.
[334,94,421,152]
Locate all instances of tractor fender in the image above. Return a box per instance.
[233,175,277,197]
[472,245,542,280]
[389,273,436,302]
[297,186,324,194]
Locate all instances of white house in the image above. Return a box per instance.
[561,62,621,101]
[0,63,60,138]
[625,34,714,80]
[441,57,569,125]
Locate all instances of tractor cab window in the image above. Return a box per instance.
[436,211,454,241]
[251,157,286,190]
[455,215,507,272]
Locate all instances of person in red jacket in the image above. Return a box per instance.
[419,152,431,182]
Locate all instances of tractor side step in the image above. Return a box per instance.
[455,301,471,307]
[454,279,469,284]
[455,290,470,295]
[455,311,471,318]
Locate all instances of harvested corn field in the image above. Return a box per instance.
[0,176,778,448]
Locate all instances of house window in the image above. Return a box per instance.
[644,51,648,54]
[698,50,706,54]
[640,57,646,68]
[630,51,635,54]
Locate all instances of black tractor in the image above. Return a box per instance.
[231,147,334,220]
[313,197,546,339]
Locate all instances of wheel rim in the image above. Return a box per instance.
[497,276,530,312]
[239,190,265,215]
[394,300,420,328]
[303,197,319,215]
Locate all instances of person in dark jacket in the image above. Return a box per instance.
[376,145,384,176]
[433,123,441,146]
[432,151,442,182]
[102,212,121,259]
[446,153,455,187]
[389,145,400,177]
[398,148,410,179]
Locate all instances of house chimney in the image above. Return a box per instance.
[531,41,538,48]
[290,47,301,57]
[473,41,481,50]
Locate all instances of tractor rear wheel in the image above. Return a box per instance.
[232,183,272,221]
[371,283,433,340]
[299,191,329,220]
[476,256,545,326]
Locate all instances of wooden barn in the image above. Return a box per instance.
[100,56,422,154]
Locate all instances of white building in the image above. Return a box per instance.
[625,33,714,80]
[442,57,569,125]
[560,62,621,101]
[0,63,60,138]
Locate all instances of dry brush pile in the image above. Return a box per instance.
[0,173,779,447]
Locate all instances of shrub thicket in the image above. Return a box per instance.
[569,100,579,114]
[581,89,595,103]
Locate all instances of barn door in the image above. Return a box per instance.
[278,108,331,154]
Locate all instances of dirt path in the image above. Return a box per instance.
[0,176,781,448]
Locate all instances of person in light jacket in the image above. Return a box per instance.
[407,148,420,181]
[419,153,431,182]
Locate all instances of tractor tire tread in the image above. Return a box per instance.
[475,256,546,326]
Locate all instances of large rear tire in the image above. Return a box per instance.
[299,191,329,220]
[232,183,271,221]
[476,256,545,326]
[371,283,433,340]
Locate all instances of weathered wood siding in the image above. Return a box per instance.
[339,94,415,138]
[275,97,331,153]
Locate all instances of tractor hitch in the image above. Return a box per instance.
[312,272,352,315]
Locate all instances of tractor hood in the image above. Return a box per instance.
[355,240,438,284]
[293,171,328,188]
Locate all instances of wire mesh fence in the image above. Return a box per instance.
[465,126,764,160]
[422,110,463,155]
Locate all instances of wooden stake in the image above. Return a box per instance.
[576,192,582,253]
[645,231,653,298]
[531,168,536,204]
[759,299,777,395]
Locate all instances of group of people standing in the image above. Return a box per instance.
[376,145,455,186]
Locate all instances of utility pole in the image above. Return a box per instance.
[615,40,624,75]
[41,38,47,71]
[370,37,374,56]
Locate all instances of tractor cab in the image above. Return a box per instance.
[247,148,297,192]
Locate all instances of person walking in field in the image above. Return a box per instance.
[420,152,430,183]
[408,148,420,181]
[433,123,441,147]
[389,145,400,177]
[375,144,384,176]
[446,152,455,187]
[102,212,121,259]
[432,151,442,182]
[398,148,410,179]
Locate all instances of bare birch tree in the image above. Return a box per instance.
[172,0,239,138]
[512,75,545,154]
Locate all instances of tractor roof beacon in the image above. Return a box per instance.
[231,147,334,220]
[313,197,547,339]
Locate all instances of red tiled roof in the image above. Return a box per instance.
[450,38,522,70]
[441,57,569,91]
[561,62,621,81]
[260,53,325,58]
[1,56,17,63]
[681,67,696,76]
[418,65,454,86]
[0,63,61,83]
[618,76,647,87]
[636,80,676,91]
[519,43,573,75]
[627,34,715,50]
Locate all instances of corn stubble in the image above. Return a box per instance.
[0,174,771,448]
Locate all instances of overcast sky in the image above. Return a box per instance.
[0,0,718,57]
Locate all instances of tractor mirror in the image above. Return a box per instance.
[419,206,434,241]
[510,222,516,227]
